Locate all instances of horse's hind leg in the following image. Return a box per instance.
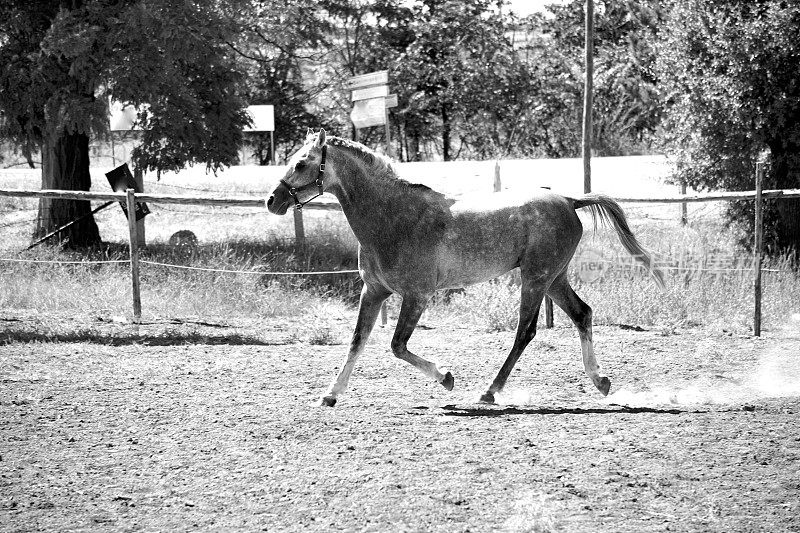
[547,272,611,396]
[319,284,391,407]
[391,294,454,390]
[479,278,547,404]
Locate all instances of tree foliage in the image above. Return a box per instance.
[234,0,333,163]
[657,0,800,250]
[0,0,251,246]
[517,0,664,158]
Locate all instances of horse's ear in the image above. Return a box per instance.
[316,128,327,147]
[306,127,314,138]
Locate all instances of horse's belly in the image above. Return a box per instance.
[436,252,518,288]
[436,224,525,288]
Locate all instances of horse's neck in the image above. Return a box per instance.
[328,148,434,247]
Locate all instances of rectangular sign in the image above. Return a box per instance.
[385,94,398,108]
[351,85,389,102]
[244,105,275,132]
[350,97,387,128]
[105,163,150,221]
[346,70,389,90]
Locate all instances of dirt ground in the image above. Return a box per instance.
[1,313,799,532]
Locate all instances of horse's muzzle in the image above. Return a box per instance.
[266,194,290,215]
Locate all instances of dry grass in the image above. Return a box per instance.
[0,238,360,328]
[432,217,800,334]
[2,195,799,338]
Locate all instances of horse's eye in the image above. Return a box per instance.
[295,161,307,171]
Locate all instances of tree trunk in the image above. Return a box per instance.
[34,129,102,248]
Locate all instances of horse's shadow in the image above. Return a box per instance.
[437,404,702,417]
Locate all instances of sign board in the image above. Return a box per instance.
[576,248,608,283]
[346,70,389,90]
[244,105,275,132]
[385,94,398,108]
[105,164,150,221]
[351,85,389,102]
[350,97,388,128]
[109,102,142,131]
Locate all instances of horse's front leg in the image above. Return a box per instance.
[391,293,454,391]
[319,284,391,407]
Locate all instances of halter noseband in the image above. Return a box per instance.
[280,145,326,210]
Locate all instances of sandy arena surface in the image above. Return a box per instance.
[2,316,799,532]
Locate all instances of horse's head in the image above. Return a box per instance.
[266,128,328,215]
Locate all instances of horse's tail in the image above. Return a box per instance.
[573,193,665,288]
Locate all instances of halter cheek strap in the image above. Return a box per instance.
[280,145,326,210]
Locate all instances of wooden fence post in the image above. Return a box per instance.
[582,0,594,195]
[134,165,146,246]
[753,162,765,336]
[126,189,142,321]
[680,181,688,225]
[494,161,501,192]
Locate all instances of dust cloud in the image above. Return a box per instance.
[605,342,800,408]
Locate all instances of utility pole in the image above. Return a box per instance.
[582,0,594,194]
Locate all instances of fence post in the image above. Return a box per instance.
[126,189,142,322]
[680,181,688,225]
[494,161,501,192]
[753,162,765,336]
[134,165,146,246]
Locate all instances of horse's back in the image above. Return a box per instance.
[435,190,583,288]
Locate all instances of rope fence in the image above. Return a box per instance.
[139,260,358,276]
[0,177,788,333]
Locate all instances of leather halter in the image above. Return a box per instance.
[279,145,326,210]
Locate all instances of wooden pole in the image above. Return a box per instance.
[26,201,115,250]
[110,133,116,167]
[494,161,501,192]
[380,301,388,327]
[680,181,688,225]
[384,106,393,157]
[753,162,765,336]
[582,0,594,194]
[134,166,145,246]
[6,187,800,206]
[545,296,554,329]
[126,189,142,322]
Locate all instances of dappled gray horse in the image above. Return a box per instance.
[267,129,664,406]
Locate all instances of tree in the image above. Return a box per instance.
[318,0,414,151]
[517,0,664,158]
[392,0,524,161]
[657,0,800,251]
[233,0,334,164]
[0,0,250,248]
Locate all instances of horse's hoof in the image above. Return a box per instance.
[318,396,337,407]
[596,377,611,396]
[479,391,496,404]
[441,372,454,391]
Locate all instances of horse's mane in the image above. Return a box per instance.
[327,136,437,194]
